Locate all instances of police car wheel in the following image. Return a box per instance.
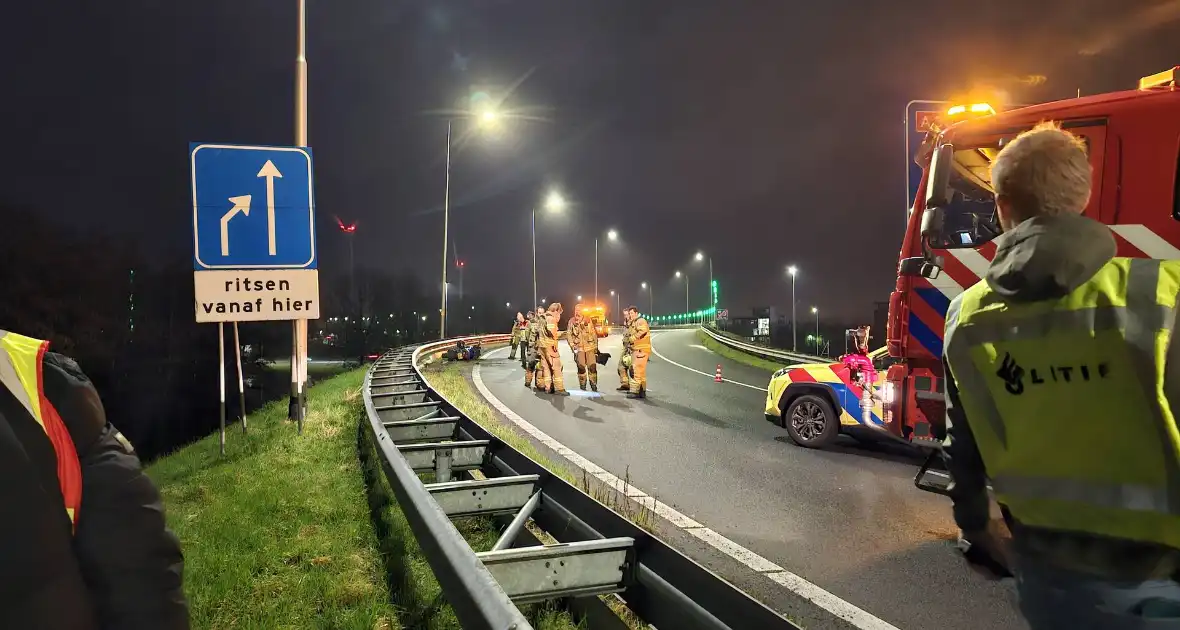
[784,394,838,448]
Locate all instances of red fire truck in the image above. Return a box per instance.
[885,67,1180,463]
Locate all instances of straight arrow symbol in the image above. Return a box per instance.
[220,195,252,256]
[257,160,283,256]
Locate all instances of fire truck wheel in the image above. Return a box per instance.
[784,394,838,448]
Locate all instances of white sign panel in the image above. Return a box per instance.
[195,269,320,323]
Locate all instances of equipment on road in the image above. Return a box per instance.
[886,66,1180,453]
[714,364,722,382]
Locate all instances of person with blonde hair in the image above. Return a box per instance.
[942,122,1180,628]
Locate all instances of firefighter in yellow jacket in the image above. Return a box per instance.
[567,305,600,391]
[617,308,633,391]
[625,306,650,399]
[536,303,569,395]
[523,309,543,388]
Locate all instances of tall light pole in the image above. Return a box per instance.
[532,191,565,309]
[675,271,689,316]
[440,110,500,339]
[289,0,309,426]
[610,290,620,322]
[788,265,798,351]
[812,306,820,355]
[694,251,713,324]
[641,282,653,318]
[596,229,619,305]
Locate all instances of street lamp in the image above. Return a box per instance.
[610,290,620,322]
[641,282,653,317]
[787,265,798,351]
[693,250,714,324]
[674,271,689,316]
[440,109,501,340]
[811,306,820,355]
[532,191,566,309]
[577,295,583,302]
[595,228,620,305]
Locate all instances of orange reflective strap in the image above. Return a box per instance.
[0,331,83,531]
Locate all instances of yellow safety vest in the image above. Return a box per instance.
[0,330,83,531]
[945,257,1180,549]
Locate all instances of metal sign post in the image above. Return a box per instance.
[232,322,247,433]
[218,322,227,456]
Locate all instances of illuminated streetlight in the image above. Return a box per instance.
[533,190,567,308]
[640,282,653,317]
[787,265,799,351]
[812,306,820,355]
[577,295,583,301]
[693,250,714,324]
[440,107,506,340]
[674,271,689,314]
[595,228,621,304]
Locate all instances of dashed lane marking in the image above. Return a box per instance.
[473,346,901,630]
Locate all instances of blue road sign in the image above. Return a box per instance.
[904,100,948,212]
[190,143,316,270]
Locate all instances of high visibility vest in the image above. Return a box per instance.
[945,257,1180,548]
[0,331,83,532]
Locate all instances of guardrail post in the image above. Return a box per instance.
[435,445,454,482]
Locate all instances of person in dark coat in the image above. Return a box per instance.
[0,331,189,630]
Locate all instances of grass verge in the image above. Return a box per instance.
[147,368,398,630]
[696,329,791,372]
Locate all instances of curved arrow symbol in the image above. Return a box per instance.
[220,195,252,256]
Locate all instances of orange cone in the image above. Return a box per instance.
[715,364,723,383]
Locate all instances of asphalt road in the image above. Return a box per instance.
[479,328,1025,630]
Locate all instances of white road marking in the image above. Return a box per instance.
[469,350,901,630]
[689,343,710,350]
[649,334,766,391]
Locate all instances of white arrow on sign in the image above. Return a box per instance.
[257,160,283,256]
[220,195,252,256]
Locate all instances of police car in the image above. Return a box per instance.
[763,347,895,448]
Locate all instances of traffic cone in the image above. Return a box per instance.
[715,364,723,383]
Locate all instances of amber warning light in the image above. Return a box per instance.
[946,103,995,117]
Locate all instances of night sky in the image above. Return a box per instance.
[3,1,1178,322]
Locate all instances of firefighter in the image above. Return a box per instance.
[942,122,1180,628]
[625,306,650,399]
[567,305,600,391]
[518,311,535,371]
[617,308,633,391]
[509,312,524,360]
[0,329,189,629]
[524,308,543,388]
[537,303,568,395]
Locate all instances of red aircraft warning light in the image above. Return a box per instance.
[335,216,357,233]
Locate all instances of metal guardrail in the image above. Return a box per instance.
[363,334,799,630]
[700,325,827,364]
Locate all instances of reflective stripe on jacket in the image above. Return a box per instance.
[0,331,83,530]
[944,257,1180,549]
